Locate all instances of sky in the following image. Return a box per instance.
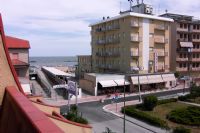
[0,0,200,57]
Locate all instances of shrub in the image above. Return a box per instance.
[143,95,158,111]
[174,72,180,78]
[158,98,178,105]
[121,106,169,129]
[173,127,191,133]
[167,106,200,126]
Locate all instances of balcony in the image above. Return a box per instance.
[176,58,189,61]
[154,36,167,43]
[96,40,106,45]
[107,38,120,44]
[192,38,200,42]
[192,29,200,33]
[95,27,106,33]
[131,50,139,57]
[130,21,139,27]
[157,51,165,56]
[158,64,165,71]
[177,28,189,32]
[191,68,200,71]
[106,24,120,31]
[155,24,165,30]
[191,58,200,62]
[130,34,141,42]
[176,67,188,71]
[192,48,200,52]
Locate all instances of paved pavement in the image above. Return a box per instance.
[103,100,168,133]
[30,80,48,97]
[178,101,200,107]
[59,87,189,133]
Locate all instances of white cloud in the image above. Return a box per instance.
[0,0,200,56]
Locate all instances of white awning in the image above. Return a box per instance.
[21,84,31,94]
[139,76,149,84]
[131,76,139,85]
[147,75,164,84]
[162,74,176,82]
[98,80,117,88]
[114,79,130,86]
[180,42,193,48]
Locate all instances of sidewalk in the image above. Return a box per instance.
[43,84,185,106]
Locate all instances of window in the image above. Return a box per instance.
[179,63,182,68]
[193,54,195,58]
[12,53,19,59]
[197,54,200,58]
[180,53,182,58]
[193,25,196,29]
[197,34,200,39]
[180,23,183,28]
[197,44,200,49]
[180,34,183,38]
[193,34,196,39]
[184,24,187,29]
[184,63,186,68]
[184,34,187,38]
[193,63,195,68]
[197,25,200,30]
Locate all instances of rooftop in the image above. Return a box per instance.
[5,36,30,49]
[90,12,173,26]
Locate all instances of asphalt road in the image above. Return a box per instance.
[61,88,189,133]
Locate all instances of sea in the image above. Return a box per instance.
[30,56,77,67]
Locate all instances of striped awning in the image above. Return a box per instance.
[98,80,117,88]
[162,74,176,82]
[147,75,164,84]
[180,42,193,48]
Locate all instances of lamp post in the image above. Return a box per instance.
[123,80,126,133]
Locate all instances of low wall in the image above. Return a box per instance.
[79,79,94,95]
[0,86,63,133]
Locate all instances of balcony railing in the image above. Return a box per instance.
[157,51,165,56]
[176,67,188,71]
[131,50,139,56]
[176,58,189,61]
[177,28,189,32]
[106,24,120,31]
[130,21,139,27]
[191,58,200,62]
[130,34,142,42]
[96,52,120,57]
[155,25,165,30]
[192,49,200,52]
[106,38,120,44]
[96,40,106,45]
[192,29,200,33]
[191,68,200,71]
[154,36,167,43]
[192,38,200,42]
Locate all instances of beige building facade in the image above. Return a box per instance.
[76,55,92,79]
[90,12,173,74]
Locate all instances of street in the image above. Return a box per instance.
[61,88,189,133]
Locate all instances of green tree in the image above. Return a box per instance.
[143,95,158,111]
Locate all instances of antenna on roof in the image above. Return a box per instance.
[128,0,133,11]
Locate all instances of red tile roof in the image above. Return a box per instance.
[5,36,30,49]
[11,59,29,66]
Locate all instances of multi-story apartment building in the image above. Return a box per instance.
[78,4,177,96]
[90,8,173,74]
[5,36,31,94]
[76,55,92,79]
[161,13,200,78]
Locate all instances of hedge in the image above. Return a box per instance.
[167,106,200,126]
[158,98,178,105]
[121,106,169,129]
[173,127,191,133]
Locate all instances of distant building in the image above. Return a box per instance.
[90,4,173,74]
[76,55,92,79]
[78,3,177,96]
[161,13,200,79]
[6,36,31,94]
